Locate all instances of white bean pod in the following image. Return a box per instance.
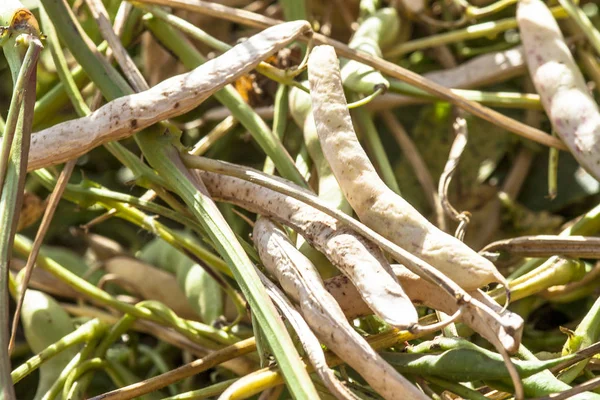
[200,171,418,329]
[325,265,524,353]
[308,45,506,291]
[518,0,600,180]
[254,218,427,400]
[22,21,311,171]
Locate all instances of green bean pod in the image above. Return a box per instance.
[404,338,600,398]
[381,347,578,382]
[559,295,600,383]
[20,288,80,400]
[487,373,600,399]
[341,8,400,93]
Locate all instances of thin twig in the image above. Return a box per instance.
[438,114,470,240]
[85,0,149,92]
[9,160,76,354]
[88,338,257,400]
[481,235,600,259]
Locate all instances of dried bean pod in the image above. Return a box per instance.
[200,171,418,329]
[254,218,358,400]
[325,264,523,353]
[23,21,311,171]
[254,218,426,400]
[308,45,506,291]
[103,256,199,320]
[518,0,600,180]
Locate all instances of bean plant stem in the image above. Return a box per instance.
[0,5,43,396]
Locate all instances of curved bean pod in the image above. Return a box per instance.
[254,218,423,400]
[21,21,311,170]
[21,289,80,400]
[325,264,523,353]
[308,45,506,291]
[200,171,418,329]
[518,0,600,180]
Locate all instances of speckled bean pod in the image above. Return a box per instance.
[21,21,311,171]
[200,171,418,329]
[518,0,600,180]
[325,264,524,353]
[308,45,506,291]
[254,218,427,400]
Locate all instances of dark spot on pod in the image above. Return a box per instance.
[173,102,180,109]
[130,119,138,128]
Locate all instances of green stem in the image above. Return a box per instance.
[465,0,518,19]
[40,338,99,400]
[32,42,106,127]
[560,296,600,383]
[493,257,586,303]
[548,132,559,199]
[0,7,42,396]
[39,4,91,117]
[40,0,130,101]
[62,358,116,400]
[385,6,568,57]
[162,378,237,400]
[138,344,180,396]
[32,168,253,324]
[557,0,600,57]
[278,0,307,53]
[263,84,288,175]
[279,0,307,21]
[0,41,39,190]
[13,235,159,322]
[11,319,107,383]
[389,80,543,110]
[138,128,319,399]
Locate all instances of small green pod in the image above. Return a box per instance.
[341,8,400,93]
[381,347,579,382]
[488,373,600,399]
[21,289,80,400]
